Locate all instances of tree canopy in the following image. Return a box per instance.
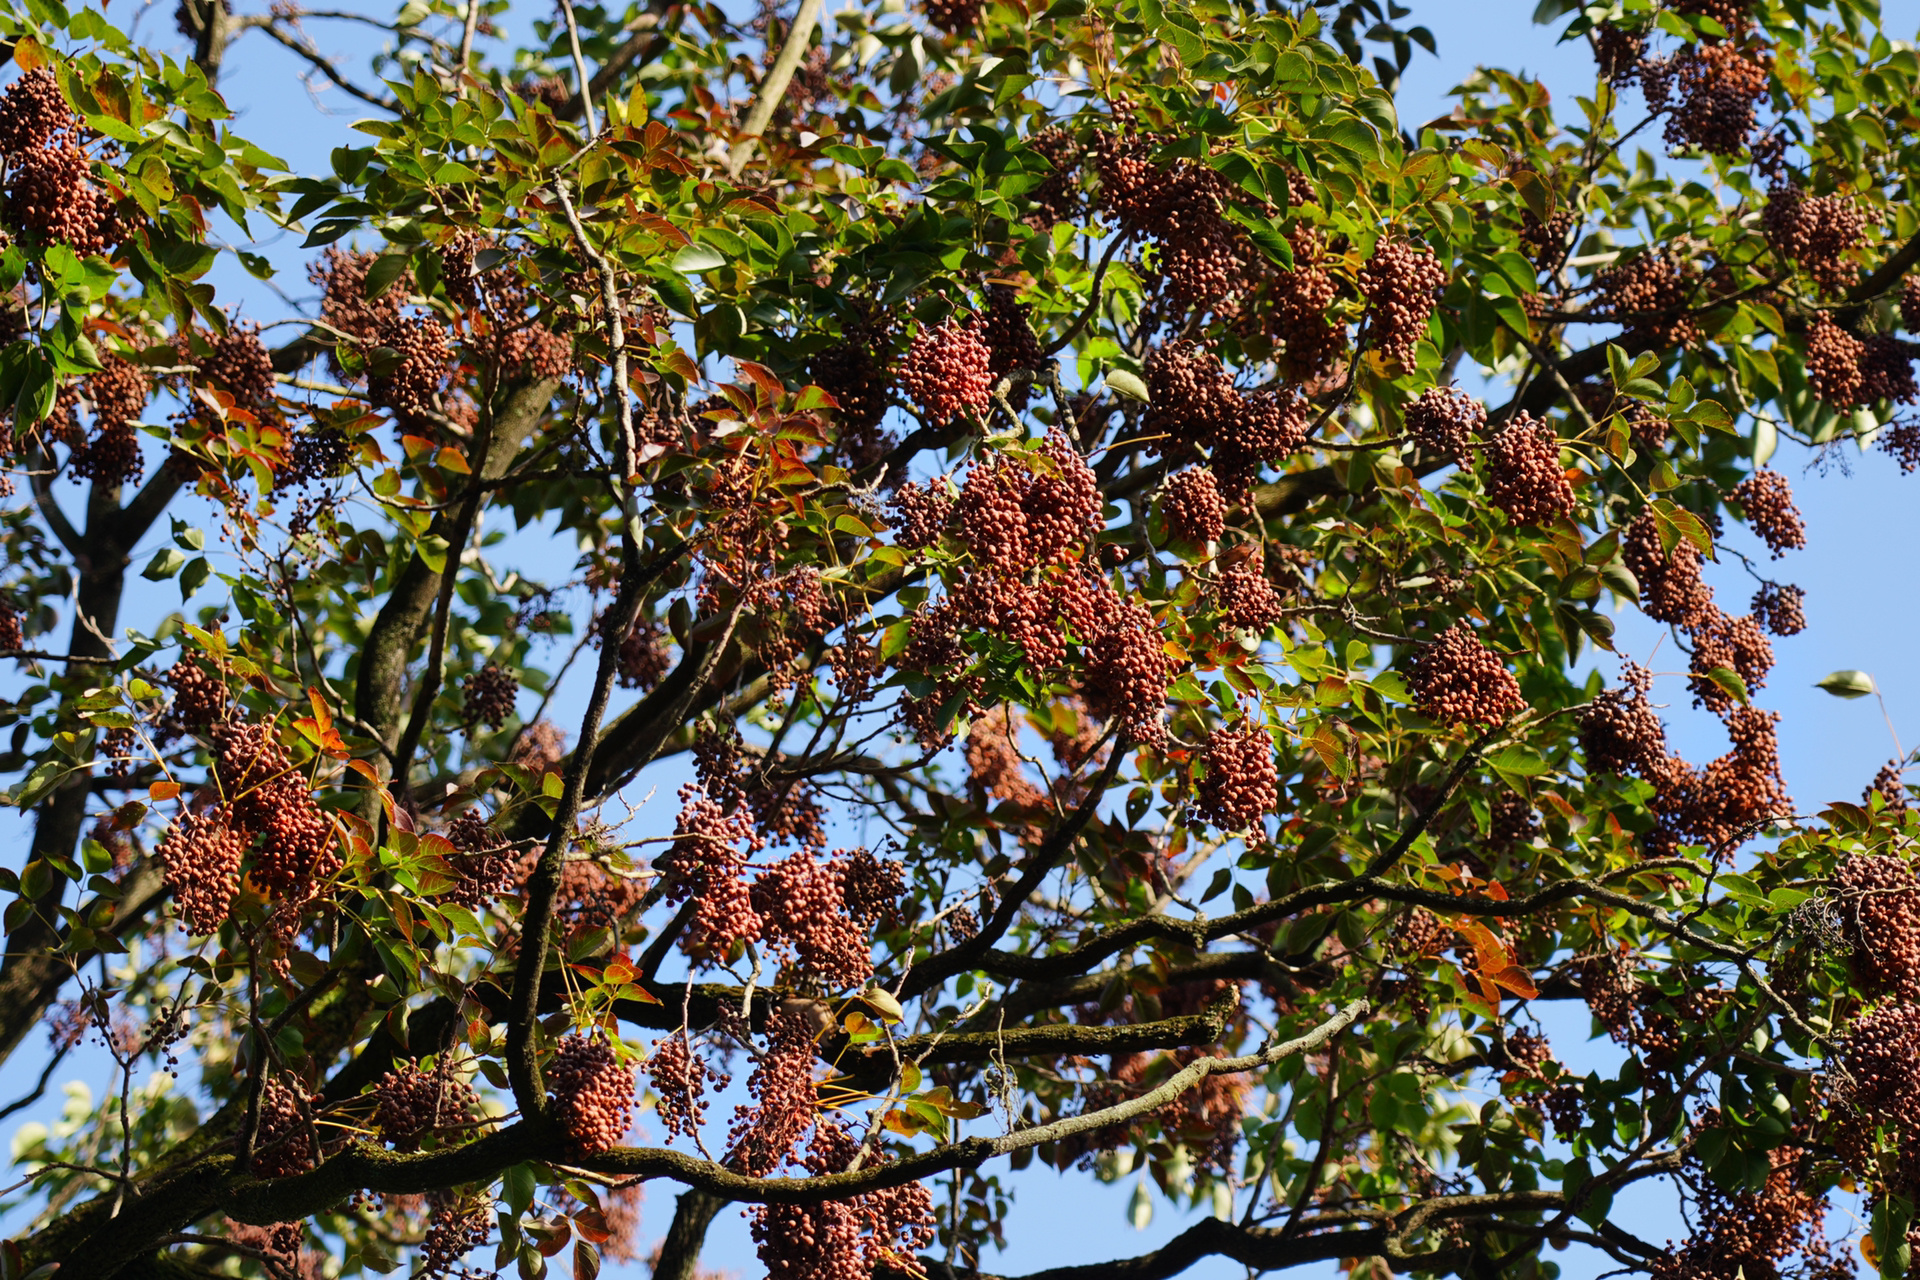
[2,0,1920,1276]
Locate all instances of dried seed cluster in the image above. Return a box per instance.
[1357,238,1446,367]
[1160,466,1226,546]
[1480,413,1574,526]
[1403,385,1484,469]
[547,1033,635,1154]
[1194,721,1279,832]
[1730,469,1806,558]
[898,320,993,424]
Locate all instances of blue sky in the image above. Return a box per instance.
[8,1,1920,1277]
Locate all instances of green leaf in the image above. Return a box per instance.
[1814,669,1876,699]
[363,253,411,301]
[503,1163,537,1218]
[1103,368,1149,401]
[141,549,188,580]
[672,245,726,274]
[1704,667,1749,707]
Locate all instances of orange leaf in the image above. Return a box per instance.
[149,779,181,802]
[307,686,332,733]
[1485,964,1540,999]
[435,446,472,474]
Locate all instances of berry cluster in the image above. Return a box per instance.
[0,603,21,653]
[1660,42,1771,156]
[726,1008,820,1177]
[252,1077,318,1177]
[1730,469,1805,557]
[665,784,763,955]
[368,315,453,422]
[1403,386,1484,469]
[1863,762,1910,819]
[898,320,993,424]
[616,621,671,691]
[1095,132,1249,312]
[0,70,116,254]
[164,658,230,731]
[547,1033,635,1154]
[1271,225,1345,383]
[1356,238,1446,367]
[965,706,1046,810]
[443,813,515,910]
[1215,555,1285,633]
[754,849,874,989]
[1025,126,1083,227]
[462,663,517,728]
[1409,625,1527,726]
[956,431,1102,572]
[1595,253,1700,348]
[813,334,893,469]
[1649,705,1791,855]
[1622,510,1713,629]
[1750,582,1806,636]
[981,285,1047,409]
[199,326,276,409]
[1480,413,1574,526]
[371,1059,478,1151]
[647,1030,721,1144]
[283,426,352,487]
[1082,599,1172,748]
[1837,855,1920,997]
[1763,185,1863,297]
[416,1193,493,1279]
[1579,679,1669,778]
[437,232,482,309]
[749,1118,936,1280]
[309,248,404,374]
[66,359,151,488]
[1861,334,1919,405]
[497,323,574,384]
[1805,311,1864,405]
[1194,721,1278,832]
[1391,908,1450,959]
[887,478,953,549]
[1142,340,1306,494]
[922,0,981,34]
[1686,609,1773,712]
[214,720,337,899]
[841,848,906,926]
[157,807,247,935]
[1160,467,1226,546]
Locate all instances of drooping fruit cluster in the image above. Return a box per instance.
[437,232,482,309]
[309,247,405,373]
[462,663,517,728]
[1836,1001,1920,1193]
[1409,625,1526,726]
[199,325,276,410]
[252,1077,319,1177]
[213,720,337,899]
[1480,413,1574,526]
[812,332,893,468]
[1622,509,1713,628]
[753,849,874,990]
[647,1030,720,1144]
[1750,582,1806,637]
[546,1033,635,1154]
[726,1008,820,1177]
[368,315,453,421]
[1271,225,1345,383]
[443,812,516,910]
[1762,185,1863,297]
[664,784,762,955]
[956,430,1102,572]
[371,1059,479,1151]
[1082,599,1172,748]
[164,659,230,731]
[416,1193,494,1280]
[1194,721,1278,832]
[1804,311,1864,406]
[0,603,21,653]
[886,478,953,549]
[1141,340,1306,494]
[156,807,247,935]
[981,284,1047,408]
[898,319,993,424]
[1860,335,1919,405]
[841,848,907,926]
[749,1117,936,1280]
[1594,253,1700,348]
[1729,469,1805,557]
[965,705,1047,810]
[1025,125,1083,227]
[1579,678,1669,779]
[66,359,152,488]
[1160,466,1225,546]
[1215,553,1285,633]
[922,0,981,35]
[1095,131,1249,312]
[283,425,352,487]
[616,621,671,691]
[1649,705,1792,855]
[1868,761,1909,815]
[1356,238,1446,367]
[1660,41,1771,156]
[1686,609,1773,712]
[1403,385,1484,469]
[1837,854,1920,998]
[0,69,116,254]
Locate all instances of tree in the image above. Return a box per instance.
[2,0,1919,1274]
